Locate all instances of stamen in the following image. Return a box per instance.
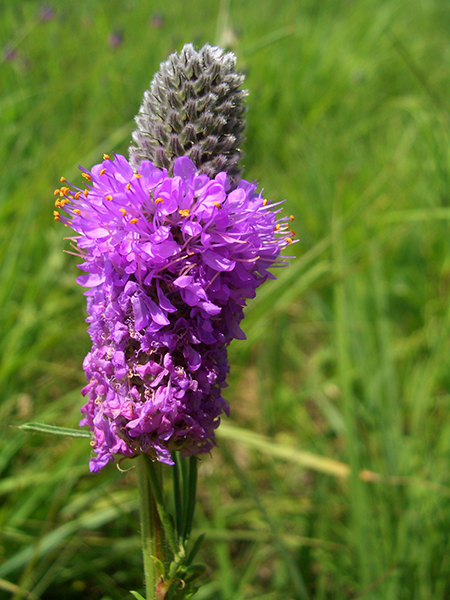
[205,271,220,291]
[60,177,66,183]
[105,195,113,201]
[54,189,60,196]
[234,255,261,263]
[60,186,70,195]
[179,209,190,217]
[137,254,142,287]
[212,201,221,209]
[126,183,131,190]
[290,215,295,221]
[134,173,142,179]
[73,209,81,215]
[84,189,89,198]
[120,208,127,217]
[155,197,164,204]
[64,249,85,258]
[285,237,293,244]
[130,218,139,224]
[263,199,268,206]
[75,191,82,200]
[274,224,280,231]
[103,154,110,160]
[99,168,107,175]
[82,172,91,181]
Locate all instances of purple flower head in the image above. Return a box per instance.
[55,155,294,471]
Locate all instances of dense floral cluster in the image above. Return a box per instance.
[54,154,294,471]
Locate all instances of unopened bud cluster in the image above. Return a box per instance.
[129,44,247,188]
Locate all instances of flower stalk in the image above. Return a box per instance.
[137,455,161,600]
[136,453,203,599]
[53,43,295,599]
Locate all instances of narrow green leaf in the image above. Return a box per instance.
[182,457,198,545]
[130,591,146,600]
[185,534,205,567]
[172,452,184,540]
[15,423,91,438]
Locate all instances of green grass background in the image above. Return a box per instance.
[2,0,450,598]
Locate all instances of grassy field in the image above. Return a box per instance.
[2,0,450,598]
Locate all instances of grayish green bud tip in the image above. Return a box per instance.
[129,43,247,187]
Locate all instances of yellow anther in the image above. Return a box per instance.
[103,154,110,160]
[155,197,164,204]
[274,224,280,231]
[290,215,295,221]
[53,210,60,217]
[179,209,190,217]
[82,172,91,181]
[99,168,107,175]
[60,176,66,183]
[54,199,61,208]
[54,189,60,196]
[75,191,81,200]
[263,199,268,206]
[133,173,142,179]
[290,230,296,236]
[119,208,127,217]
[73,209,81,215]
[129,218,139,224]
[60,186,70,195]
[84,189,89,198]
[285,237,293,244]
[212,201,221,209]
[105,195,113,201]
[126,183,131,190]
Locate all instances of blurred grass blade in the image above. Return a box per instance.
[217,421,350,477]
[221,442,310,600]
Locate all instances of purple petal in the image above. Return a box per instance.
[173,156,198,179]
[132,295,150,330]
[202,250,236,272]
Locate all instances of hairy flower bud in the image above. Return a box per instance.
[129,43,247,187]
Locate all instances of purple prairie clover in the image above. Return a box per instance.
[54,154,295,472]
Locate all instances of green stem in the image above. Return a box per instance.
[137,454,165,600]
[142,453,179,558]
